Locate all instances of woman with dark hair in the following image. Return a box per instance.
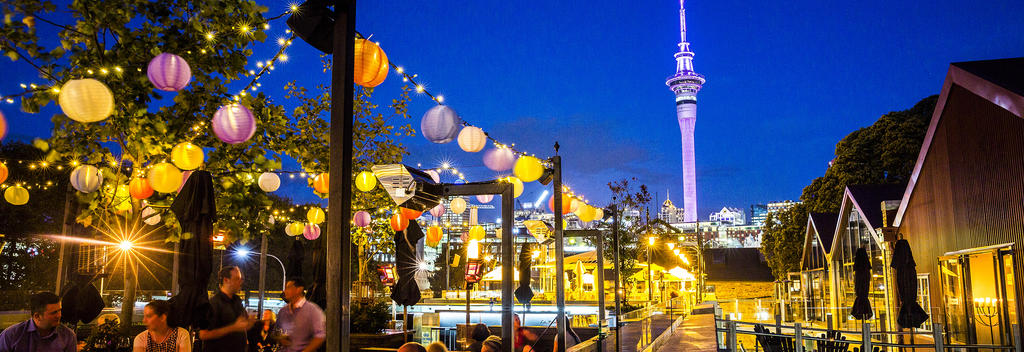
[133,300,192,352]
[468,323,490,352]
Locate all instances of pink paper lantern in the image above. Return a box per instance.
[147,53,192,91]
[429,204,446,218]
[212,104,256,144]
[303,224,321,240]
[476,194,494,203]
[354,210,372,227]
[483,148,516,171]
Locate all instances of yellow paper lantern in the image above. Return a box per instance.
[469,225,486,241]
[354,39,389,88]
[58,79,114,123]
[106,184,132,213]
[171,142,204,170]
[307,207,325,224]
[4,185,29,205]
[576,204,597,222]
[286,222,305,237]
[506,176,524,198]
[450,197,467,215]
[426,226,443,247]
[0,162,7,184]
[355,171,377,192]
[513,156,544,183]
[149,163,183,193]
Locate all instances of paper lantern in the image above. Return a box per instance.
[303,224,321,240]
[513,156,544,183]
[286,222,305,237]
[128,178,153,200]
[0,111,7,141]
[400,207,423,221]
[70,165,103,193]
[483,148,516,171]
[426,226,442,247]
[429,204,446,218]
[58,79,114,123]
[149,163,183,193]
[390,212,409,232]
[312,173,329,194]
[0,162,7,184]
[354,39,389,88]
[106,185,132,213]
[142,206,161,226]
[450,197,467,215]
[307,207,325,224]
[212,104,256,144]
[594,208,605,222]
[508,177,524,198]
[356,171,377,192]
[476,194,493,203]
[469,225,486,241]
[258,172,280,192]
[548,193,573,214]
[421,105,461,144]
[425,170,440,183]
[457,126,487,153]
[354,210,371,227]
[171,142,204,170]
[4,185,29,205]
[147,53,192,91]
[576,204,597,222]
[569,198,581,213]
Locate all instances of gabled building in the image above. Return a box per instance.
[798,212,837,324]
[894,58,1024,346]
[828,184,906,331]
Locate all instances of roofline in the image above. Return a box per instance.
[801,215,830,270]
[829,187,885,257]
[894,63,1024,227]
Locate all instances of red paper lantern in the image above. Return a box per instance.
[129,177,153,200]
[390,212,409,232]
[548,193,573,214]
[400,207,423,221]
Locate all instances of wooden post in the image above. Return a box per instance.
[55,183,73,294]
[596,227,606,352]
[728,320,738,351]
[612,203,622,352]
[862,322,872,352]
[794,323,803,352]
[933,322,944,352]
[552,155,566,352]
[1013,323,1021,352]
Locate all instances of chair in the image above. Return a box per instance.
[815,330,850,352]
[753,324,796,352]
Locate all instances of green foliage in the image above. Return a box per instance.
[82,319,127,352]
[800,96,937,213]
[0,141,68,239]
[351,299,392,334]
[759,203,807,278]
[604,177,652,285]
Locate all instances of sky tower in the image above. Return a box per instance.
[665,0,705,222]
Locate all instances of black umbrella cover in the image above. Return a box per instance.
[390,221,424,306]
[287,239,305,279]
[891,239,929,328]
[308,236,326,308]
[168,170,216,329]
[850,247,873,320]
[515,243,534,305]
[61,276,104,325]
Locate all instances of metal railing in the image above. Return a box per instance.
[615,296,692,351]
[714,309,1023,352]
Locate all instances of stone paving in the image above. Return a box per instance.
[655,312,718,352]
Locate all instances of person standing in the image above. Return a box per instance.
[133,300,191,352]
[275,278,325,352]
[199,266,253,352]
[0,292,76,352]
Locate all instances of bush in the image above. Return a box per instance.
[351,299,391,334]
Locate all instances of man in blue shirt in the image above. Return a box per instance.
[276,278,325,352]
[0,292,77,352]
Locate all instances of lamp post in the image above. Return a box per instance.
[235,248,287,306]
[647,236,655,303]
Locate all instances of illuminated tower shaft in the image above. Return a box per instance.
[665,0,705,222]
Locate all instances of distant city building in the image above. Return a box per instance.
[658,192,687,224]
[709,207,745,225]
[750,200,801,226]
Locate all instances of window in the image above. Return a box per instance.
[917,274,932,332]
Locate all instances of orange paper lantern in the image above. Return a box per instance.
[390,212,409,232]
[0,162,7,184]
[548,193,573,214]
[426,226,443,247]
[400,207,423,221]
[129,177,154,200]
[354,39,389,88]
[312,173,329,194]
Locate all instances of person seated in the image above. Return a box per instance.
[248,309,277,352]
[0,292,76,352]
[426,341,448,352]
[513,315,539,352]
[133,300,192,352]
[398,342,427,352]
[468,323,490,352]
[482,336,502,352]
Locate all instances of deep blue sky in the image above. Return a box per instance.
[4,0,1024,219]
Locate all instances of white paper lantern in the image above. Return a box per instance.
[457,126,487,153]
[421,105,461,144]
[258,172,280,192]
[58,79,114,123]
[70,165,103,193]
[142,207,162,226]
[450,197,467,215]
[476,194,494,203]
[483,148,516,172]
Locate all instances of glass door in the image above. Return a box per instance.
[939,256,969,344]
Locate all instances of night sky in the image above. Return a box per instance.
[4,0,1024,219]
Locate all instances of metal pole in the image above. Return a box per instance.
[862,322,872,352]
[55,183,73,294]
[933,322,944,351]
[552,155,566,352]
[596,224,606,352]
[171,241,180,295]
[794,323,803,352]
[612,203,622,352]
[648,244,653,303]
[501,184,514,352]
[327,1,356,350]
[258,232,268,314]
[267,254,287,292]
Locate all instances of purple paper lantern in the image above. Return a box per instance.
[476,194,494,203]
[354,210,372,227]
[212,104,257,144]
[147,53,192,91]
[429,204,446,218]
[303,224,321,240]
[483,148,516,171]
[421,105,461,144]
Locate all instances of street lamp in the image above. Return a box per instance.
[647,236,656,302]
[234,248,287,292]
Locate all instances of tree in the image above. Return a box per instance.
[759,203,807,279]
[801,96,937,213]
[604,177,652,293]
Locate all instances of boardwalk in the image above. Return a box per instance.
[656,312,717,352]
[617,313,676,352]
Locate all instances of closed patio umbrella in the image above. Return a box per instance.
[168,170,216,329]
[391,221,424,306]
[515,243,534,305]
[850,247,873,320]
[892,239,929,328]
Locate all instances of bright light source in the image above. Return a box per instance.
[236,248,251,257]
[417,262,431,271]
[648,237,656,246]
[118,241,133,251]
[667,243,675,250]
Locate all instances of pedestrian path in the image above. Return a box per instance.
[616,313,676,352]
[656,312,717,352]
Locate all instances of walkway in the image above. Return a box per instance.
[616,312,677,352]
[657,312,717,352]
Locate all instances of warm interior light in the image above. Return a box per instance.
[118,241,133,251]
